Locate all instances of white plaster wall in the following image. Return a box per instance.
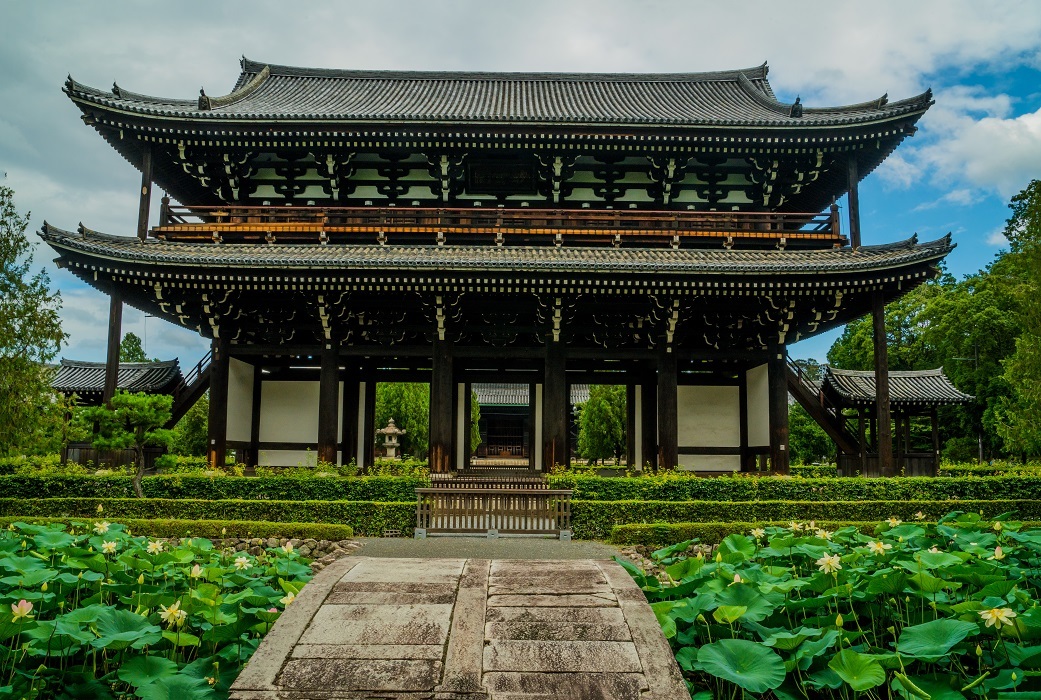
[677,385,740,447]
[258,449,322,468]
[747,364,770,448]
[226,359,254,443]
[678,455,741,472]
[260,381,320,443]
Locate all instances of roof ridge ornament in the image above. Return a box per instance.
[199,87,210,110]
[789,96,803,118]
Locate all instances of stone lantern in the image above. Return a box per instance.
[376,418,406,459]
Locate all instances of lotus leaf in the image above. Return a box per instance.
[93,608,162,650]
[718,533,756,562]
[712,605,747,623]
[696,639,785,693]
[828,649,886,691]
[897,618,978,660]
[714,584,780,623]
[162,629,202,647]
[117,655,180,688]
[136,674,213,700]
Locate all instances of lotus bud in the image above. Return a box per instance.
[97,504,104,513]
[58,601,64,609]
[836,614,844,627]
[137,574,144,585]
[976,644,983,656]
[41,582,47,592]
[1012,672,1018,682]
[994,522,1003,532]
[715,552,722,563]
[887,626,896,634]
[697,614,707,623]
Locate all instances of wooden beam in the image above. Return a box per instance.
[207,335,230,469]
[768,350,790,474]
[542,342,568,471]
[872,290,894,476]
[429,339,454,473]
[317,337,339,465]
[657,351,678,470]
[103,293,122,405]
[137,145,153,242]
[846,155,861,249]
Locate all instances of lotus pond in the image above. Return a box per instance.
[620,512,1041,699]
[0,519,312,699]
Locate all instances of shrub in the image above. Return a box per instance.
[0,516,354,540]
[609,520,881,546]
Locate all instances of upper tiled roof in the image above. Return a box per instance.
[64,58,932,128]
[474,383,590,406]
[40,223,953,277]
[51,359,183,396]
[823,367,974,407]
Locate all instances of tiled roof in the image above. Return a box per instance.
[40,223,954,277]
[51,359,183,396]
[63,58,932,128]
[823,367,974,407]
[474,383,590,406]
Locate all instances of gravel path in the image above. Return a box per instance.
[352,536,622,560]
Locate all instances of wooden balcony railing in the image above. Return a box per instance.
[154,204,843,248]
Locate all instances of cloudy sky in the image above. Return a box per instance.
[3,1,1040,365]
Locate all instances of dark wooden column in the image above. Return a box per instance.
[137,145,153,242]
[543,342,568,471]
[103,293,123,405]
[362,377,376,469]
[641,368,658,472]
[657,351,678,471]
[207,336,230,469]
[341,366,360,466]
[247,366,263,469]
[317,338,340,465]
[872,291,894,476]
[931,407,940,476]
[858,409,867,476]
[767,350,790,474]
[739,370,751,471]
[625,383,637,470]
[846,154,861,249]
[462,381,474,469]
[429,339,455,473]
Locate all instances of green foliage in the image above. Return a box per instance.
[610,521,881,546]
[0,187,66,457]
[171,392,208,457]
[0,519,313,698]
[0,498,415,537]
[119,331,150,362]
[575,385,626,464]
[788,403,835,465]
[624,513,1041,699]
[469,388,482,454]
[0,517,353,540]
[374,382,429,459]
[77,391,175,497]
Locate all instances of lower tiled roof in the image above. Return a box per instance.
[51,359,183,396]
[475,383,590,406]
[823,367,973,407]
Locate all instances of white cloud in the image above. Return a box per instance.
[986,228,1009,246]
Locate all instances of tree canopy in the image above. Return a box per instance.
[576,385,626,464]
[0,186,66,456]
[119,332,149,362]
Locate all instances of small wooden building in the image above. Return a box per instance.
[822,367,974,476]
[472,383,590,462]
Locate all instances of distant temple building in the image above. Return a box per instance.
[43,58,947,474]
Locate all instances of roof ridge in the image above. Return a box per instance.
[201,65,271,110]
[239,57,772,83]
[60,358,179,368]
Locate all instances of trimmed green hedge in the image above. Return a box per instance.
[0,498,414,537]
[570,499,1041,540]
[0,516,354,541]
[609,521,879,546]
[549,474,1041,502]
[0,474,427,502]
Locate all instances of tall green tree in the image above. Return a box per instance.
[77,391,175,497]
[788,403,834,464]
[0,186,66,456]
[576,385,626,464]
[171,392,208,456]
[119,332,149,362]
[374,382,429,459]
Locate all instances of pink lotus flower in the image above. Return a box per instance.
[11,599,33,622]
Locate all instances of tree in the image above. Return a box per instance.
[0,186,66,456]
[77,391,174,497]
[576,385,626,464]
[119,332,149,362]
[171,392,208,456]
[374,382,429,459]
[469,389,482,456]
[788,403,834,464]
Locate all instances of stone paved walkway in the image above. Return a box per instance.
[231,556,688,699]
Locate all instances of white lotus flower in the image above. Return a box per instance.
[816,554,842,574]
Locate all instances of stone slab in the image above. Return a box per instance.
[488,582,614,596]
[485,605,627,625]
[333,581,460,594]
[326,590,457,605]
[484,639,643,673]
[486,620,632,641]
[487,593,617,607]
[483,672,648,700]
[299,603,453,646]
[291,643,445,660]
[278,658,442,691]
[342,557,464,584]
[436,559,489,694]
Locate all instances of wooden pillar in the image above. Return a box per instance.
[207,336,230,469]
[429,339,454,473]
[543,342,568,471]
[657,351,678,471]
[625,383,637,469]
[463,381,473,469]
[739,369,752,471]
[528,382,537,468]
[341,367,360,466]
[317,338,339,465]
[137,145,153,242]
[641,367,658,472]
[903,413,912,474]
[362,377,376,469]
[931,407,940,476]
[895,412,904,473]
[858,409,867,476]
[768,350,790,474]
[846,154,861,249]
[103,293,123,405]
[247,366,262,469]
[872,291,894,476]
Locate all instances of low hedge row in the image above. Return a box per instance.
[0,498,415,537]
[0,516,355,541]
[609,521,877,546]
[569,499,1041,539]
[549,474,1041,502]
[0,474,427,502]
